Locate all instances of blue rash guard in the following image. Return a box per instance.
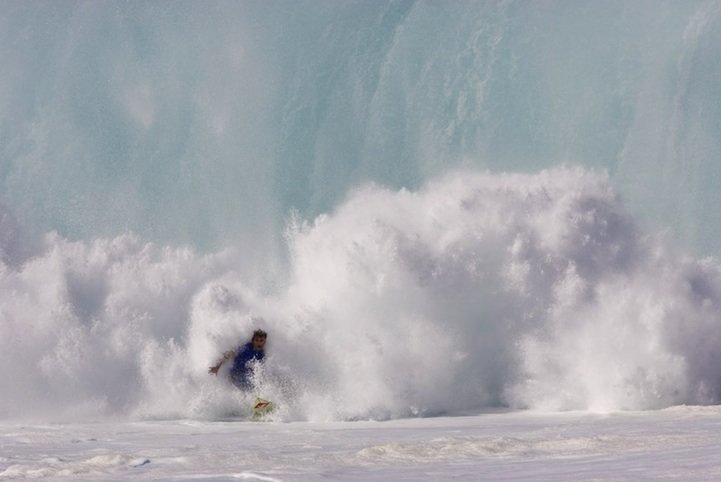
[229,342,265,389]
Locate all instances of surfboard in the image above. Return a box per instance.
[252,397,275,419]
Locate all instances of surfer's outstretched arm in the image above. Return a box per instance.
[208,350,236,375]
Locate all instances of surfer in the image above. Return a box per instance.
[208,329,267,390]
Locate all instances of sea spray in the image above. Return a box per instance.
[277,166,683,416]
[3,167,721,421]
[0,234,224,419]
[189,166,721,417]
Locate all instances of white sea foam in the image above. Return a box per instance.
[2,167,721,421]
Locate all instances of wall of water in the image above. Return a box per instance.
[2,0,721,421]
[3,1,721,255]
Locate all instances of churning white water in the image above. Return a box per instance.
[2,168,721,422]
[2,1,721,425]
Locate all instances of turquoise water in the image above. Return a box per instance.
[2,1,720,256]
[3,1,721,421]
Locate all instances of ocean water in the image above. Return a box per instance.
[2,0,721,422]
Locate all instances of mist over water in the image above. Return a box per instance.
[2,1,721,421]
[3,168,721,421]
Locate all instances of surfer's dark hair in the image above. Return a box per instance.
[252,329,267,339]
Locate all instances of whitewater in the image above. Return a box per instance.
[3,0,721,480]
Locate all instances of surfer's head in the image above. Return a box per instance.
[252,329,267,351]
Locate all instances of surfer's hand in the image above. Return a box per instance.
[208,365,220,375]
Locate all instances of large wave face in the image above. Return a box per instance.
[3,168,721,421]
[2,1,721,256]
[2,1,721,421]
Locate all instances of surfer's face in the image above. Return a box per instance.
[252,336,266,351]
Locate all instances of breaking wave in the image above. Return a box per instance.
[2,167,721,421]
